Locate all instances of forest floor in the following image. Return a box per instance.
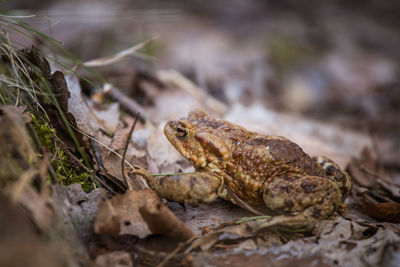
[1,1,400,266]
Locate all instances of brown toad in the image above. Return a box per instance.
[142,111,352,229]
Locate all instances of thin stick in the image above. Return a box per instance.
[236,215,271,224]
[156,235,198,267]
[103,84,148,121]
[121,112,140,191]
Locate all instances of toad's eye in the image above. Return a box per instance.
[176,124,188,138]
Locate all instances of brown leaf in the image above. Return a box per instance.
[0,105,38,183]
[361,201,400,223]
[192,251,331,267]
[23,47,51,78]
[346,147,380,188]
[192,217,399,266]
[7,177,53,232]
[346,146,400,225]
[46,71,82,150]
[108,125,133,152]
[94,189,193,240]
[49,71,71,112]
[64,73,98,136]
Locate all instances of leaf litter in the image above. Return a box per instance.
[1,4,400,266]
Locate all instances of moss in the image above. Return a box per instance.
[31,114,94,192]
[32,114,56,151]
[56,166,93,192]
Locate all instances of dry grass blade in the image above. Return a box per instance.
[82,38,155,67]
[0,32,47,115]
[121,112,140,191]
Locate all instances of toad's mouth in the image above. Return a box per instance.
[163,120,176,142]
[163,120,190,158]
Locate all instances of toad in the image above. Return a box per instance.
[137,111,352,229]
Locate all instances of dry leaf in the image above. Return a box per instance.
[52,184,108,264]
[65,73,99,136]
[361,201,400,223]
[109,126,132,152]
[94,189,193,240]
[346,147,381,188]
[346,147,400,226]
[7,181,53,232]
[191,217,400,266]
[88,101,121,135]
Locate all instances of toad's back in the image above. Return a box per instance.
[221,134,328,208]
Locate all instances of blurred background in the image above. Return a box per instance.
[3,0,400,167]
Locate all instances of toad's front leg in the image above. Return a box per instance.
[137,171,224,205]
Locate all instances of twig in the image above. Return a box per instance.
[156,235,198,267]
[121,112,140,191]
[92,174,117,194]
[214,243,240,249]
[89,138,105,168]
[236,215,271,224]
[103,83,148,121]
[98,168,126,192]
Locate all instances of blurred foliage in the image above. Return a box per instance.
[268,37,311,74]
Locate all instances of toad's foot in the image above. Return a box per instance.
[316,156,352,199]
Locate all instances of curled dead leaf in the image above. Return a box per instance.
[94,189,193,240]
[361,201,400,223]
